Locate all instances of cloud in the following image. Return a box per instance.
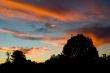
[0,0,110,63]
[26,48,50,56]
[0,28,43,39]
[0,47,50,56]
[65,23,110,46]
[0,47,19,52]
[0,28,46,40]
[0,0,59,29]
[14,0,110,20]
[1,0,105,23]
[0,28,57,40]
[0,0,109,32]
[42,39,66,48]
[0,0,71,22]
[0,28,67,47]
[0,0,110,47]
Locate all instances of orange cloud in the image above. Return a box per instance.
[67,31,110,47]
[0,0,67,21]
[0,0,89,22]
[65,23,110,47]
[0,3,50,23]
[66,32,106,47]
[83,33,106,47]
[0,47,50,56]
[84,2,106,19]
[0,28,67,48]
[68,32,109,47]
[26,48,50,56]
[0,28,43,38]
[0,0,108,24]
[42,41,65,48]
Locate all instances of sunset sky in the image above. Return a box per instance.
[0,0,110,63]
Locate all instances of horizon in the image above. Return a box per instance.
[0,38,110,64]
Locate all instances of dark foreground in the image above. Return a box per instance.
[0,34,110,72]
[0,62,110,72]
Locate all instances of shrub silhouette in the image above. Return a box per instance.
[63,34,99,63]
[1,34,110,72]
[46,34,99,64]
[6,52,11,63]
[11,50,26,63]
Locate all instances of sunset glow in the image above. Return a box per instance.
[0,0,110,63]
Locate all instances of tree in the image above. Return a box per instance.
[11,50,26,63]
[62,34,99,63]
[6,52,11,62]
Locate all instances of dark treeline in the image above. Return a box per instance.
[0,34,110,72]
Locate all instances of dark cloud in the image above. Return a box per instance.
[0,0,110,46]
[67,19,110,38]
[35,28,50,33]
[14,0,110,12]
[12,0,110,22]
[65,21,110,46]
[13,35,43,40]
[1,0,110,23]
[75,26,110,39]
[14,0,76,13]
[0,28,66,41]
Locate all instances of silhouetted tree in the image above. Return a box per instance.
[62,34,99,63]
[6,52,11,63]
[45,54,67,64]
[1,34,110,72]
[11,50,26,63]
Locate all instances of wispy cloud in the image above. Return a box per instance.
[0,47,51,56]
[0,0,110,63]
[65,21,110,46]
[0,28,67,47]
[0,28,43,39]
[0,0,109,31]
[0,0,70,21]
[0,0,104,23]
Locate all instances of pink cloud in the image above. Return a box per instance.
[0,28,67,47]
[0,47,50,56]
